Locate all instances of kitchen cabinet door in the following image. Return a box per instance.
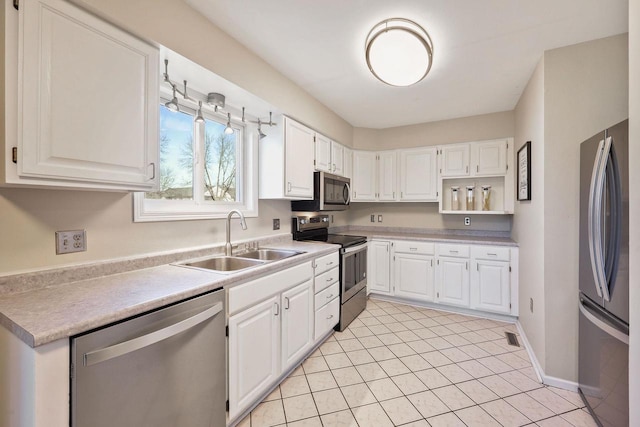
[474,139,508,176]
[378,151,397,201]
[394,253,435,302]
[440,144,470,177]
[331,141,345,176]
[368,241,391,294]
[17,0,159,190]
[352,151,377,201]
[228,295,280,419]
[285,118,315,198]
[281,279,314,371]
[343,147,353,180]
[471,260,511,314]
[400,147,438,201]
[314,133,331,172]
[436,257,470,308]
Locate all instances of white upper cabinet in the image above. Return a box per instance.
[399,147,438,201]
[284,119,315,198]
[343,147,353,180]
[314,133,332,172]
[378,151,397,201]
[473,139,508,176]
[352,151,377,201]
[331,141,345,176]
[440,144,470,177]
[260,116,314,199]
[7,0,159,190]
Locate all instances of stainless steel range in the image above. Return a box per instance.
[292,215,367,331]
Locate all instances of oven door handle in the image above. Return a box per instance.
[341,243,367,255]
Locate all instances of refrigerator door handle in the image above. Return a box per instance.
[579,299,629,345]
[587,138,609,298]
[601,139,622,302]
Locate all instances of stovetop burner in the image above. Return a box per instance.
[326,234,367,248]
[292,214,367,248]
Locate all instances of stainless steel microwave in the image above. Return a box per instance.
[291,172,350,211]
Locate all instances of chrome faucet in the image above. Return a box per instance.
[225,210,247,256]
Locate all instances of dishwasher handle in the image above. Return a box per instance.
[84,302,223,367]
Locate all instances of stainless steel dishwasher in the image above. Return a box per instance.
[71,288,226,427]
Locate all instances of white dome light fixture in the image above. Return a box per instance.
[365,18,433,87]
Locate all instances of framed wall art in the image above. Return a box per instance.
[517,141,531,201]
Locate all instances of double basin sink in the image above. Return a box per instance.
[180,249,304,273]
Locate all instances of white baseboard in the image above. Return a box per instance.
[515,321,579,392]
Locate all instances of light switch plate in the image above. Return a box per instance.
[56,230,86,254]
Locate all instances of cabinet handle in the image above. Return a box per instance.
[326,277,333,282]
[450,250,459,254]
[327,261,334,266]
[477,263,479,271]
[487,253,497,256]
[333,164,336,172]
[477,165,479,173]
[274,302,280,316]
[327,294,334,299]
[466,166,469,173]
[312,260,317,269]
[431,259,433,267]
[284,297,290,310]
[327,314,334,320]
[466,261,468,270]
[149,163,156,180]
[410,247,417,251]
[287,182,292,192]
[393,192,395,198]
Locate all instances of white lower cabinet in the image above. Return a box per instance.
[368,240,517,317]
[436,256,470,308]
[368,240,391,294]
[470,246,512,315]
[228,262,314,419]
[281,282,314,370]
[228,295,280,418]
[393,241,435,302]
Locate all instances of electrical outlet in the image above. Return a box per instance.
[378,215,383,223]
[530,298,534,313]
[464,217,471,226]
[273,218,280,230]
[56,230,86,254]
[370,214,375,223]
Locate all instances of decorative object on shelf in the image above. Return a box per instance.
[466,185,475,210]
[481,185,492,211]
[450,186,460,210]
[517,141,531,201]
[365,18,433,87]
[162,59,276,135]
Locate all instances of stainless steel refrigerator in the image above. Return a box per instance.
[579,119,629,427]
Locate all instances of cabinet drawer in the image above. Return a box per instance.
[394,240,435,255]
[315,266,339,293]
[229,262,313,315]
[314,296,339,340]
[315,282,340,310]
[471,245,510,262]
[315,252,339,275]
[436,244,470,258]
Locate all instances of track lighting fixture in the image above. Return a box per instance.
[163,59,278,133]
[195,101,205,123]
[224,113,234,135]
[164,86,180,112]
[258,119,267,139]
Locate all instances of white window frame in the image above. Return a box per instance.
[133,97,258,222]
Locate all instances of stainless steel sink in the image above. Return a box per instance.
[183,256,265,273]
[235,248,304,261]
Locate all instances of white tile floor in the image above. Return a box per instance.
[237,299,596,427]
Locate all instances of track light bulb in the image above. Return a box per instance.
[224,113,234,135]
[165,87,179,112]
[195,101,205,123]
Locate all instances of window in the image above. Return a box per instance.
[134,100,258,221]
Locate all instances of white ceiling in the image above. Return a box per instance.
[184,0,628,129]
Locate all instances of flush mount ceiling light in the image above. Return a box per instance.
[365,18,433,87]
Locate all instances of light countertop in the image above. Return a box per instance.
[0,240,338,347]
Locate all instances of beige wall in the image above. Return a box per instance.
[628,0,639,423]
[513,59,546,371]
[543,34,628,381]
[354,111,514,151]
